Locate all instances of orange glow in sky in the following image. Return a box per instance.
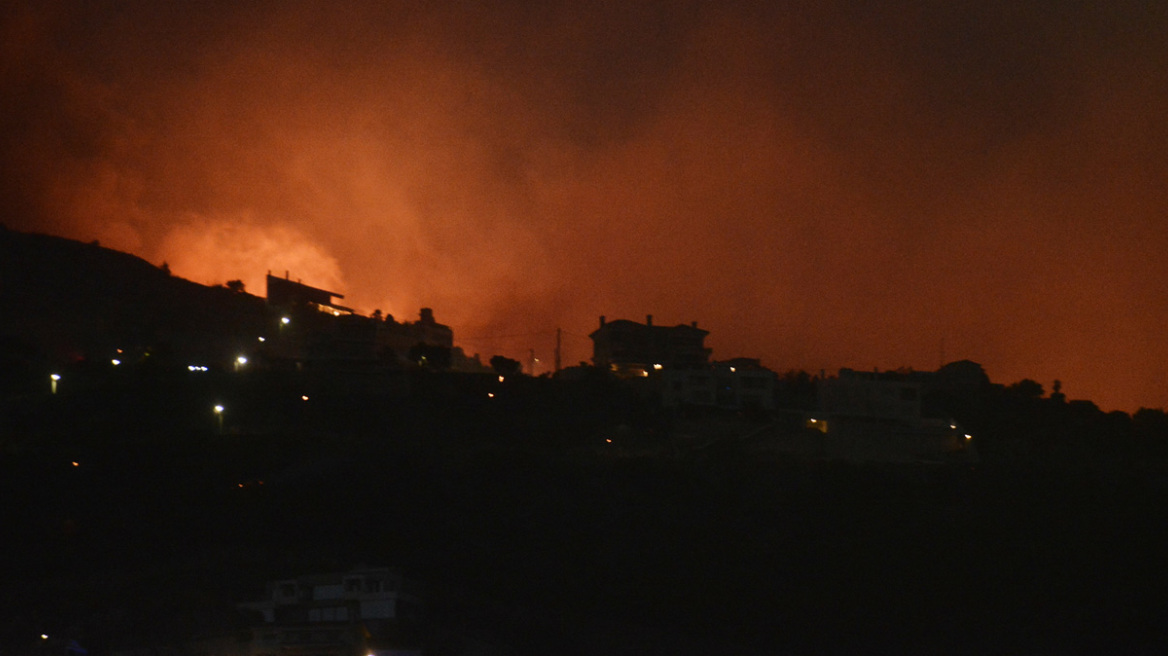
[2,1,1167,411]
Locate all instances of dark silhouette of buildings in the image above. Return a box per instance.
[590,315,776,410]
[804,367,976,463]
[262,272,461,371]
[660,357,777,411]
[266,272,354,316]
[589,315,710,377]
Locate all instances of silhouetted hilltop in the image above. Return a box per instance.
[0,226,265,382]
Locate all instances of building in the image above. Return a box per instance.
[266,272,353,317]
[589,315,710,377]
[661,358,776,411]
[375,308,454,365]
[804,368,975,462]
[262,271,455,370]
[238,566,422,656]
[816,368,923,426]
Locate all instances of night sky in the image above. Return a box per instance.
[3,1,1166,411]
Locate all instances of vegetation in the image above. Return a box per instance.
[3,362,1168,655]
[3,228,1168,654]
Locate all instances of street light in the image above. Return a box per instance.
[213,404,225,434]
[50,373,60,395]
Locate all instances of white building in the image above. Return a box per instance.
[661,359,776,411]
[803,368,975,463]
[816,368,923,426]
[239,567,422,656]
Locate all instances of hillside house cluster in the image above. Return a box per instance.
[589,315,776,411]
[262,274,473,371]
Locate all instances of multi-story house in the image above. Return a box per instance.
[238,567,422,656]
[589,315,710,377]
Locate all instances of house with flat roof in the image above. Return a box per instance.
[238,566,422,656]
[589,315,710,378]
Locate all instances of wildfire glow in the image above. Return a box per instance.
[3,1,1167,411]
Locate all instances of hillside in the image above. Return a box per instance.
[0,226,266,390]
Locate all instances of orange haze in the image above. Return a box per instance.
[3,1,1167,411]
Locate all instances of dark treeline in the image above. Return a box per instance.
[3,363,1168,655]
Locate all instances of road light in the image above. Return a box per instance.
[213,404,225,434]
[50,373,60,394]
[234,355,248,372]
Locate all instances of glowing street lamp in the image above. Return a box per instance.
[234,355,248,372]
[213,404,225,433]
[50,373,60,394]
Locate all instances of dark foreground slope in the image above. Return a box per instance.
[3,369,1167,656]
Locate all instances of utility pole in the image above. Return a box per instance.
[554,327,562,374]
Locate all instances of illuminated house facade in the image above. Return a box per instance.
[238,566,422,656]
[589,315,711,377]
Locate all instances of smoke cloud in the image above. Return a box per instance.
[3,1,1167,410]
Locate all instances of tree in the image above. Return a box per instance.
[225,279,246,293]
[490,355,522,376]
[1051,379,1065,403]
[1007,379,1045,399]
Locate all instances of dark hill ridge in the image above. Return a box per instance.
[0,225,265,377]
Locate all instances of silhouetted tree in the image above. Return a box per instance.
[490,355,522,376]
[1051,379,1065,403]
[225,279,245,293]
[1133,407,1168,438]
[1007,378,1045,399]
